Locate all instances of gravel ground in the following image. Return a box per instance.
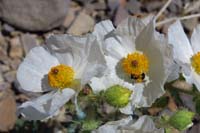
[0,0,200,132]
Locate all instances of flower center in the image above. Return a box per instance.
[122,52,149,82]
[48,64,75,89]
[104,85,132,108]
[191,52,200,74]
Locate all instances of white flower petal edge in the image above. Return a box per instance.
[93,20,115,43]
[46,34,106,85]
[168,21,200,91]
[17,89,75,120]
[17,46,60,92]
[93,115,164,133]
[168,20,193,64]
[185,70,200,90]
[191,24,200,54]
[135,20,170,106]
[124,115,164,133]
[116,16,146,38]
[92,116,132,133]
[166,62,180,82]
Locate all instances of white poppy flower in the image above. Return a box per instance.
[92,115,164,133]
[17,34,106,120]
[168,21,200,91]
[90,16,173,110]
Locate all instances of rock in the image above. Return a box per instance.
[0,0,70,31]
[0,82,10,91]
[91,2,107,11]
[172,80,193,91]
[0,73,4,83]
[9,37,23,58]
[67,12,95,35]
[0,47,9,62]
[21,34,39,55]
[0,34,7,48]
[54,107,72,122]
[184,0,200,14]
[182,18,198,34]
[168,2,178,13]
[114,5,129,26]
[179,93,195,112]
[0,65,10,73]
[0,88,16,132]
[125,0,141,14]
[62,9,77,28]
[2,24,15,35]
[144,1,164,12]
[4,71,16,83]
[188,124,200,133]
[68,12,95,35]
[108,0,119,13]
[10,58,21,70]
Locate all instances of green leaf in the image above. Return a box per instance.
[194,97,200,114]
[168,110,194,131]
[152,96,169,108]
[82,119,101,131]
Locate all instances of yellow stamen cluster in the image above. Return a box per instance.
[122,52,149,80]
[48,64,75,89]
[191,52,200,74]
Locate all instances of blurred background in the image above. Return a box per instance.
[0,0,200,132]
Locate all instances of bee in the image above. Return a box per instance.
[131,73,145,82]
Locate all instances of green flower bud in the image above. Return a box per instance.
[82,120,101,131]
[169,110,194,131]
[104,85,132,108]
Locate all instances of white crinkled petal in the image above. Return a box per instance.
[116,16,146,38]
[185,70,200,91]
[162,44,178,82]
[82,39,107,85]
[105,55,118,72]
[90,72,122,94]
[115,16,154,54]
[92,20,115,43]
[46,34,106,83]
[141,14,154,25]
[168,20,193,64]
[18,89,75,120]
[135,21,166,106]
[104,36,128,60]
[166,62,180,82]
[191,24,200,54]
[131,83,147,107]
[191,71,200,91]
[46,34,93,71]
[81,63,106,85]
[93,116,164,133]
[121,116,164,133]
[17,46,59,92]
[92,116,132,133]
[119,103,133,115]
[89,77,107,93]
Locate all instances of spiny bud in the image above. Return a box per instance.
[82,120,101,131]
[168,110,194,131]
[104,85,132,108]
